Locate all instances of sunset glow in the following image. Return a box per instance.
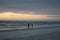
[0,12,49,20]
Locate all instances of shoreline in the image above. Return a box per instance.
[0,26,60,32]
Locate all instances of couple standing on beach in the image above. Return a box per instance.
[28,24,33,29]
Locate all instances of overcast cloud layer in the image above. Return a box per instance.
[0,0,60,15]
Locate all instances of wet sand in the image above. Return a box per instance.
[5,30,60,40]
[0,26,60,40]
[0,26,60,32]
[18,30,60,40]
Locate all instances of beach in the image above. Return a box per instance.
[0,0,60,40]
[0,26,60,40]
[0,21,60,40]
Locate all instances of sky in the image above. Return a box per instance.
[0,0,60,21]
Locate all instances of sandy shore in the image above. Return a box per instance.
[18,30,60,40]
[0,26,60,40]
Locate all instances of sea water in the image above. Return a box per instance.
[0,21,60,28]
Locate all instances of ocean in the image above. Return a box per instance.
[0,21,60,40]
[0,21,60,28]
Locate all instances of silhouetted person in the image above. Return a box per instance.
[28,24,30,29]
[31,24,33,28]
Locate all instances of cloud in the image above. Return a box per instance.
[48,15,60,18]
[0,0,60,15]
[0,12,60,21]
